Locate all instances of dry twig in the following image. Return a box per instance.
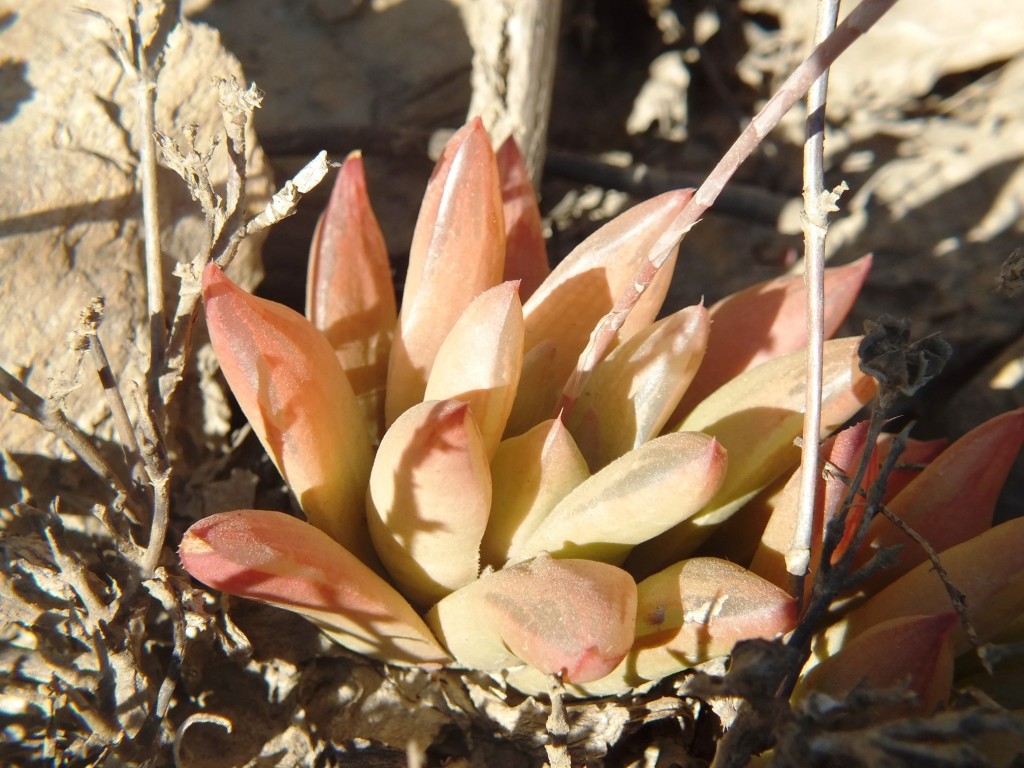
[791,0,843,599]
[0,366,135,509]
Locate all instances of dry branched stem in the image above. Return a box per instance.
[51,674,122,746]
[143,570,190,720]
[43,506,113,628]
[0,366,136,509]
[76,298,145,486]
[875,503,978,648]
[157,85,330,408]
[129,1,174,411]
[714,306,955,765]
[784,406,901,670]
[128,381,172,577]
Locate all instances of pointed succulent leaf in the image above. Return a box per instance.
[497,135,549,300]
[306,152,397,443]
[508,190,694,433]
[508,432,727,565]
[481,418,590,569]
[816,516,1024,660]
[179,510,449,666]
[669,255,871,423]
[426,554,637,684]
[423,281,524,460]
[627,337,876,576]
[855,408,1024,589]
[566,304,709,470]
[630,558,798,681]
[386,119,506,424]
[203,263,374,559]
[367,399,491,607]
[797,613,956,718]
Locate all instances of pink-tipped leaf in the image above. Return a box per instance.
[798,613,956,718]
[202,263,374,560]
[508,431,727,566]
[630,557,798,682]
[669,255,871,423]
[386,119,506,425]
[423,281,524,460]
[627,337,876,575]
[426,554,637,684]
[481,418,590,569]
[307,152,397,443]
[566,304,709,470]
[854,408,1024,590]
[179,510,449,665]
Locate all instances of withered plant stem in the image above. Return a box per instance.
[544,673,572,768]
[78,298,144,484]
[128,2,169,417]
[708,405,908,768]
[874,502,979,649]
[790,0,842,603]
[785,403,895,662]
[128,383,172,578]
[560,0,902,413]
[43,506,113,628]
[0,366,136,509]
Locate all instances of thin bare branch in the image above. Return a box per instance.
[126,2,181,416]
[143,570,187,720]
[242,149,331,239]
[50,674,123,746]
[76,298,144,480]
[0,366,135,505]
[791,0,843,598]
[874,503,979,650]
[42,506,113,628]
[128,382,172,578]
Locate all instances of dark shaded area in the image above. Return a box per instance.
[0,57,32,122]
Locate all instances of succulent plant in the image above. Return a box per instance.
[179,119,1024,703]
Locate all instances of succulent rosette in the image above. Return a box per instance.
[180,119,1024,701]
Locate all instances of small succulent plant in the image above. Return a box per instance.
[179,119,1024,703]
